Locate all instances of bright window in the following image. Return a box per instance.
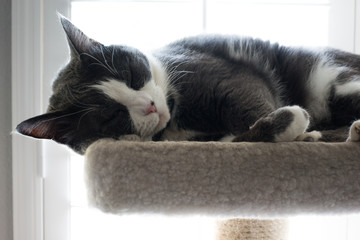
[71,0,331,49]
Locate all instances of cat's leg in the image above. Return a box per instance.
[224,106,310,142]
[315,72,360,142]
[295,130,322,142]
[330,82,360,142]
[296,128,347,142]
[295,120,360,142]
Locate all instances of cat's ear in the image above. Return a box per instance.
[16,111,69,143]
[58,13,103,58]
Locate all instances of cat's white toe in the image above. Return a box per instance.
[274,106,310,142]
[296,130,322,142]
[347,120,360,142]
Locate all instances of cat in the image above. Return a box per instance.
[16,15,360,154]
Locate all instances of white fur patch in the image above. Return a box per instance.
[295,131,322,142]
[347,120,360,142]
[335,78,360,96]
[227,38,254,61]
[146,54,169,93]
[305,56,347,122]
[93,74,170,138]
[274,106,309,142]
[93,80,134,106]
[220,134,236,142]
[227,38,270,71]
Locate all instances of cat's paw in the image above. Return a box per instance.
[117,134,141,141]
[347,120,360,142]
[295,130,322,142]
[220,134,236,142]
[274,106,310,142]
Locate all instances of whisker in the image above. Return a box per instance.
[65,85,102,109]
[111,46,121,77]
[100,45,118,77]
[43,108,95,122]
[81,52,116,76]
[28,108,96,133]
[77,108,96,130]
[89,62,116,76]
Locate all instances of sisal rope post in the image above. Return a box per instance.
[216,218,288,240]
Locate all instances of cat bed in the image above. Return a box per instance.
[85,139,360,217]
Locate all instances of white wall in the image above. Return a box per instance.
[0,0,13,239]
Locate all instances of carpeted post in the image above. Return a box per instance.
[216,218,288,240]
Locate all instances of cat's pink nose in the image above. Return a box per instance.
[146,101,157,115]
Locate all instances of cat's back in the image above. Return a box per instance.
[155,34,280,64]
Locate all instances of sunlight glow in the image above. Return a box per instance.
[71,1,203,50]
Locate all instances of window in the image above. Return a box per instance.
[12,1,360,240]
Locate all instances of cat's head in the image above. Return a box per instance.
[16,16,170,154]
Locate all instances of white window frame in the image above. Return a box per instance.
[12,1,71,240]
[12,0,44,239]
[12,1,360,240]
[356,0,360,53]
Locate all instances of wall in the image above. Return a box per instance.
[0,0,13,239]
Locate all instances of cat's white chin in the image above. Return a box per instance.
[153,107,171,132]
[137,111,170,139]
[157,112,170,131]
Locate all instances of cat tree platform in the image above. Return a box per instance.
[85,139,360,217]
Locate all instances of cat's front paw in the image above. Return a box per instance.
[347,120,360,142]
[274,106,310,142]
[295,130,322,142]
[117,134,141,141]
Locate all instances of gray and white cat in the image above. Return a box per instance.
[17,16,360,154]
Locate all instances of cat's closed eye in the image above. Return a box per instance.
[102,105,128,122]
[121,70,132,86]
[111,108,126,119]
[99,104,133,136]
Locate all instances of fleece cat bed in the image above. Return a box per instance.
[85,139,360,217]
